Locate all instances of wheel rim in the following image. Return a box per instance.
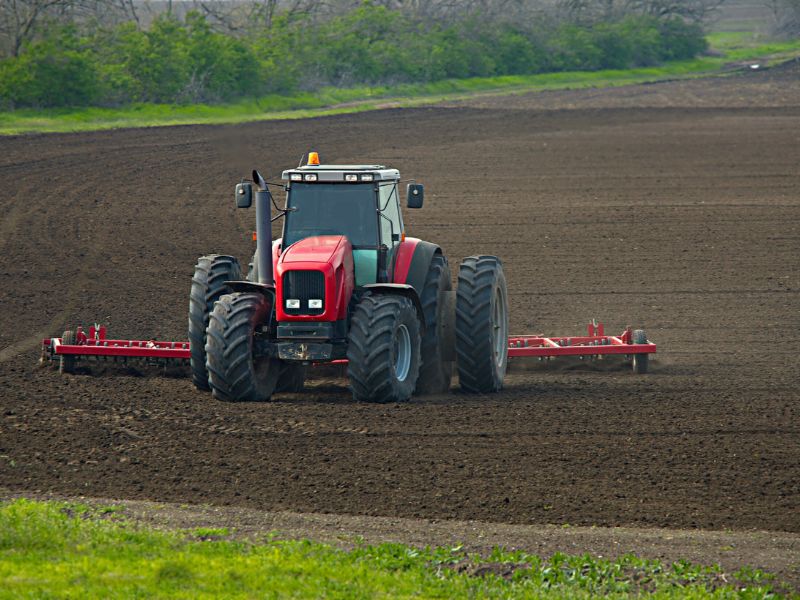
[394,324,411,382]
[492,286,508,368]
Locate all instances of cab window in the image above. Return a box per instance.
[378,183,403,249]
[284,183,379,248]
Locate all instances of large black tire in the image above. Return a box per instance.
[59,330,76,374]
[347,294,421,403]
[188,255,242,391]
[455,256,509,393]
[205,292,280,402]
[632,329,649,374]
[415,254,454,395]
[275,364,306,393]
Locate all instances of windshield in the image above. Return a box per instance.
[284,183,378,247]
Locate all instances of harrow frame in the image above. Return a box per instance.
[508,322,656,359]
[41,325,190,365]
[42,321,655,370]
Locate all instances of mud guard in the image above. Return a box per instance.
[226,280,275,298]
[361,283,425,333]
[393,239,442,296]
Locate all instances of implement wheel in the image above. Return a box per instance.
[415,254,454,395]
[205,292,280,402]
[455,256,508,393]
[632,329,649,374]
[347,294,421,403]
[188,255,242,391]
[59,330,76,374]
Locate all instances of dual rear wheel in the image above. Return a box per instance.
[345,254,509,401]
[455,256,509,393]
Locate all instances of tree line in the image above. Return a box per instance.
[0,0,718,109]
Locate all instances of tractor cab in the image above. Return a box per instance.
[280,160,409,286]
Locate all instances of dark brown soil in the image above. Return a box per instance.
[1,63,798,540]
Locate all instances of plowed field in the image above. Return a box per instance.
[1,64,798,534]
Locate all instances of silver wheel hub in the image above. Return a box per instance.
[394,324,411,382]
[492,286,508,369]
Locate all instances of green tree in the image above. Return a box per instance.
[0,26,98,108]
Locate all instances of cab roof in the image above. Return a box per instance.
[281,164,400,182]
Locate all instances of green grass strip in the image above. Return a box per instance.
[0,499,780,598]
[1,37,799,135]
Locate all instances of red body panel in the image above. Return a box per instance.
[275,235,354,322]
[272,238,282,269]
[391,237,420,284]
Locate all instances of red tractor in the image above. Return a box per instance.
[188,153,508,402]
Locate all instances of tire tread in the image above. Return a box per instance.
[188,255,241,390]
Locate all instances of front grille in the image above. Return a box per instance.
[283,270,325,315]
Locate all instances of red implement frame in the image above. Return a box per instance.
[42,325,190,362]
[41,321,654,367]
[508,322,656,358]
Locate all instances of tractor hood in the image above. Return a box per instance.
[280,235,346,264]
[275,235,355,323]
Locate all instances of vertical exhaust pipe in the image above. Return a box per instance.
[254,188,273,287]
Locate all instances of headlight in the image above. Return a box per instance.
[303,173,318,182]
[308,299,323,309]
[286,299,300,309]
[289,173,302,181]
[360,173,374,182]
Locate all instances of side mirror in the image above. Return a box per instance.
[407,183,424,209]
[236,182,252,208]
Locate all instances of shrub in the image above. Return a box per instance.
[0,27,99,108]
[0,8,709,109]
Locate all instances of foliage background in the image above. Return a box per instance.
[0,2,708,109]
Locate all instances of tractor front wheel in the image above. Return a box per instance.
[205,292,280,402]
[347,294,421,402]
[455,255,509,393]
[189,255,242,391]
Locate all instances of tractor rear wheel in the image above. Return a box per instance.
[347,294,421,402]
[59,330,76,374]
[205,292,280,402]
[455,256,508,393]
[415,254,454,395]
[632,329,649,374]
[189,255,242,391]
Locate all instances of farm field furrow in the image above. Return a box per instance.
[0,63,798,541]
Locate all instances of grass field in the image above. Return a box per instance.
[1,35,798,136]
[0,499,781,598]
